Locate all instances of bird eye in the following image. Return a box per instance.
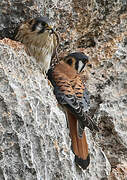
[66,59,72,65]
[41,22,47,27]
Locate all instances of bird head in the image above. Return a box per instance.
[28,16,54,35]
[64,52,89,73]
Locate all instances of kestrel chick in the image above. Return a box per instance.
[48,52,98,169]
[16,16,58,74]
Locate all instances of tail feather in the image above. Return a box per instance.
[66,109,90,169]
[75,154,90,170]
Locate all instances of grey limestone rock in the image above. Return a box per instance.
[1,0,127,179]
[0,39,110,179]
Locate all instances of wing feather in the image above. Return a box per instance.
[53,86,98,136]
[48,64,98,137]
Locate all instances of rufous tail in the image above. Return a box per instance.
[66,110,90,169]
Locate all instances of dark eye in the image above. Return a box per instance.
[41,22,46,27]
[67,59,72,65]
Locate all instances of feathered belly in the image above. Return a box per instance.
[29,38,54,62]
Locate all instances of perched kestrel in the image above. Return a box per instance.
[48,52,98,169]
[16,16,58,75]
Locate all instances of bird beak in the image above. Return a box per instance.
[46,25,54,34]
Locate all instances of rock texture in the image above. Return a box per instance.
[0,39,110,180]
[0,0,127,179]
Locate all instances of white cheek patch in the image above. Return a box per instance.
[78,61,84,73]
[36,23,42,31]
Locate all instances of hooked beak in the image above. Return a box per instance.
[46,25,54,34]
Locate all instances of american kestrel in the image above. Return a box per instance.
[15,16,59,75]
[48,52,98,169]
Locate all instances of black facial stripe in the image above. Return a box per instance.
[32,22,38,31]
[80,64,85,72]
[75,60,79,71]
[67,59,72,65]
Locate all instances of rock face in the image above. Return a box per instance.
[0,0,127,179]
[0,39,110,180]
